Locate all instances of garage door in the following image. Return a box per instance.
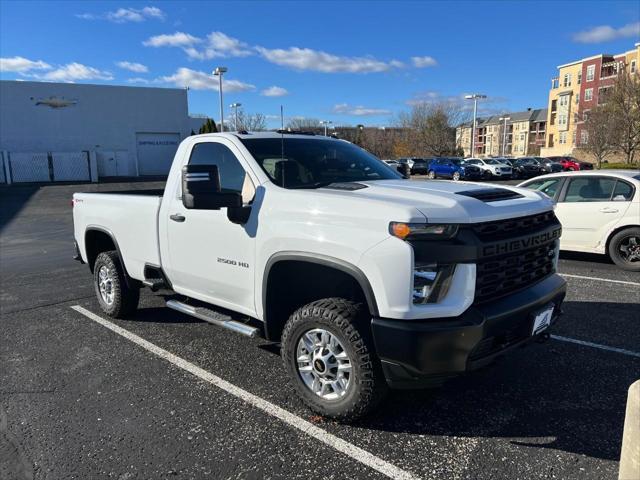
[136,133,181,176]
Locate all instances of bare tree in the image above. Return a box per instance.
[605,72,640,164]
[397,102,469,157]
[583,106,618,168]
[286,117,321,131]
[236,111,267,131]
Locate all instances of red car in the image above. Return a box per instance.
[547,156,594,171]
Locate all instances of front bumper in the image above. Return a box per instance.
[371,273,566,388]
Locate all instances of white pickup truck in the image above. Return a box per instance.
[73,132,566,420]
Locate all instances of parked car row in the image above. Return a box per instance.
[384,156,596,181]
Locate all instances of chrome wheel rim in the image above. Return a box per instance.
[98,265,115,305]
[296,328,352,400]
[428,171,435,179]
[452,172,460,181]
[619,235,640,263]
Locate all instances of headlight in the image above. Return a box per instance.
[413,263,456,304]
[389,222,458,240]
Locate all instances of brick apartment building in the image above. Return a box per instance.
[541,42,640,157]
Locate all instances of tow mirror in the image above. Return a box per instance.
[182,164,242,210]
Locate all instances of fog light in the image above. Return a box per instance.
[413,264,456,304]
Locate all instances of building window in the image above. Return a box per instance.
[552,78,559,89]
[575,93,580,104]
[631,60,636,74]
[583,110,590,122]
[586,65,595,81]
[559,132,567,144]
[520,133,525,141]
[585,88,593,101]
[558,114,567,126]
[598,87,611,105]
[559,95,569,107]
[581,131,589,145]
[578,72,582,84]
[563,73,572,87]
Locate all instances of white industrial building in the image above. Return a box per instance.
[0,80,206,183]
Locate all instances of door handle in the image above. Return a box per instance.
[170,213,186,222]
[599,208,618,213]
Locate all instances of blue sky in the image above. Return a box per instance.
[1,0,639,128]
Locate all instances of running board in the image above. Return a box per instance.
[166,300,259,338]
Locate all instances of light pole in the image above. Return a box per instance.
[230,102,242,131]
[499,116,511,156]
[465,94,486,156]
[320,120,333,136]
[213,66,227,132]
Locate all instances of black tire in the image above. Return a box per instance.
[483,170,492,180]
[93,251,140,318]
[281,298,387,421]
[608,227,640,272]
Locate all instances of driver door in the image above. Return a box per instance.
[164,139,258,315]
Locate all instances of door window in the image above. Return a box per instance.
[522,178,563,199]
[188,142,254,201]
[612,180,634,201]
[563,177,616,202]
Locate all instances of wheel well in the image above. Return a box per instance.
[85,230,117,272]
[263,260,373,342]
[606,225,640,253]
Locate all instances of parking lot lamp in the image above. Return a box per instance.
[213,67,228,132]
[320,120,333,136]
[499,116,511,156]
[465,94,486,156]
[230,102,242,131]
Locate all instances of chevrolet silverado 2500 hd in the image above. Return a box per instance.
[73,132,566,420]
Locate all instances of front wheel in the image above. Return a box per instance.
[94,251,140,318]
[608,228,640,271]
[452,171,461,181]
[483,170,492,180]
[281,298,387,421]
[427,170,436,179]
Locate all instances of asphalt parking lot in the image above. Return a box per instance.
[1,180,639,480]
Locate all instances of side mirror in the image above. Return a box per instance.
[182,164,242,210]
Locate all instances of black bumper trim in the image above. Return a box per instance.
[371,274,566,388]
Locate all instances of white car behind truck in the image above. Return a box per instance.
[73,132,566,420]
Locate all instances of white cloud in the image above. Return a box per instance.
[127,77,150,84]
[261,86,289,97]
[256,46,397,73]
[143,31,200,47]
[158,67,255,92]
[77,6,166,23]
[572,22,640,43]
[116,61,148,73]
[0,56,51,72]
[145,31,252,60]
[411,56,437,68]
[332,103,392,116]
[35,63,114,82]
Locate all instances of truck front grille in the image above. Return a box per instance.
[472,211,557,241]
[474,242,556,304]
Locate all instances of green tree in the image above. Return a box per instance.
[198,118,218,134]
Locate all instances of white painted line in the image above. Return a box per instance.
[551,335,640,359]
[560,273,640,287]
[70,305,419,480]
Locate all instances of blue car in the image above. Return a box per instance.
[427,158,482,181]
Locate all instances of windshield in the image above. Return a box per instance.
[240,137,402,189]
[486,159,502,165]
[450,158,462,165]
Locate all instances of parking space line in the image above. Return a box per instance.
[551,335,640,358]
[560,273,640,287]
[70,305,419,480]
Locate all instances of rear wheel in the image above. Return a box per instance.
[94,251,140,317]
[483,170,492,180]
[427,170,436,179]
[608,228,640,271]
[281,298,387,421]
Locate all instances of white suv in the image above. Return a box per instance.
[465,158,512,179]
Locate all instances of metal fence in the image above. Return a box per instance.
[5,151,91,183]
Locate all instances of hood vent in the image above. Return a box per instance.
[324,182,368,191]
[457,188,524,202]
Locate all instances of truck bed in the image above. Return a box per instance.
[73,191,163,280]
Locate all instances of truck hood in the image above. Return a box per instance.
[320,179,554,224]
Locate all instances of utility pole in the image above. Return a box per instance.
[320,120,333,136]
[465,94,487,156]
[499,116,511,156]
[213,66,227,132]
